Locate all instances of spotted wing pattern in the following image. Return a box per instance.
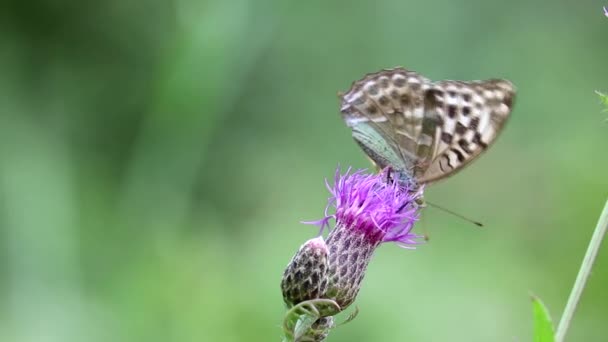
[340,69,431,171]
[340,67,516,184]
[420,79,515,183]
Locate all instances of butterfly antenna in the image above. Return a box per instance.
[426,201,484,227]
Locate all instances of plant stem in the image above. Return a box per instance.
[555,198,608,342]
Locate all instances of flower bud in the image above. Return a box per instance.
[281,237,329,307]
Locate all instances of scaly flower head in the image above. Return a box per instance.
[307,167,422,308]
[281,167,423,341]
[314,167,421,247]
[281,237,329,307]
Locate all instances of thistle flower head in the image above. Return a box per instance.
[281,167,424,341]
[281,237,329,307]
[313,167,421,247]
[304,167,423,309]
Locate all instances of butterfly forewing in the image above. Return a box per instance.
[340,67,516,185]
[340,69,431,172]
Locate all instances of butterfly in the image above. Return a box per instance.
[339,67,515,192]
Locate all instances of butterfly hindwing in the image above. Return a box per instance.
[419,79,515,183]
[351,122,410,172]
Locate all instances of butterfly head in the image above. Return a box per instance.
[382,166,425,213]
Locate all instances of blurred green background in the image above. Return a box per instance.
[1,0,607,341]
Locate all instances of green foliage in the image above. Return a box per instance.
[282,299,340,341]
[596,91,608,112]
[531,296,555,342]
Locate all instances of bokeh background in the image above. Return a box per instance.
[1,1,607,341]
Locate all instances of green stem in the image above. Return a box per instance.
[555,198,608,342]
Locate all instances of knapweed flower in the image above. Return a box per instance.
[315,167,422,309]
[281,167,422,341]
[281,237,329,307]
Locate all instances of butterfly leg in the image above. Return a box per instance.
[385,166,394,184]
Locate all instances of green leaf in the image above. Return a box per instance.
[596,90,608,112]
[293,314,319,341]
[531,295,555,342]
[337,306,359,327]
[282,299,340,342]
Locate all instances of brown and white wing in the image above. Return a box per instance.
[339,68,516,185]
[417,79,516,184]
[339,68,432,170]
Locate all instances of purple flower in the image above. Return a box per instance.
[304,167,423,308]
[281,167,424,341]
[604,6,608,17]
[281,237,329,307]
[309,167,421,248]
